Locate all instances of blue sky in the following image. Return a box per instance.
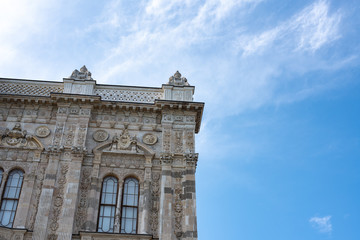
[1,0,360,239]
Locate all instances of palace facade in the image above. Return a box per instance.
[0,66,204,240]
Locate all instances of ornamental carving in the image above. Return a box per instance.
[160,153,173,165]
[0,82,63,97]
[77,124,87,146]
[93,130,109,142]
[168,71,190,86]
[64,125,75,146]
[142,133,157,145]
[52,123,64,146]
[2,123,27,146]
[184,153,199,167]
[28,166,45,230]
[48,164,69,239]
[70,65,93,80]
[174,177,184,237]
[174,131,183,153]
[101,155,145,169]
[0,123,43,150]
[185,131,194,152]
[110,129,134,150]
[35,126,51,138]
[163,129,171,152]
[149,172,160,237]
[76,168,92,230]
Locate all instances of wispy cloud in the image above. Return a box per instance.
[0,0,352,121]
[235,0,342,56]
[309,215,333,233]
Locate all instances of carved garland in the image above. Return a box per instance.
[75,168,92,230]
[149,173,160,237]
[174,177,184,238]
[29,166,46,230]
[48,164,69,240]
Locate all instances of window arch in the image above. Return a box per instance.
[0,169,24,227]
[120,177,139,234]
[98,176,118,233]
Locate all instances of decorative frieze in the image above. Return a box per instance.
[0,81,63,96]
[94,88,163,103]
[101,155,145,168]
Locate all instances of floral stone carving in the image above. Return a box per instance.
[35,126,51,138]
[93,129,109,142]
[142,133,157,145]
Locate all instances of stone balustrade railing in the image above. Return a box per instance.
[0,75,194,103]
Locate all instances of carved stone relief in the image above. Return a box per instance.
[28,166,46,230]
[35,126,51,138]
[174,131,183,153]
[64,125,76,147]
[149,172,160,238]
[142,133,157,145]
[101,154,145,169]
[185,131,194,152]
[163,129,171,152]
[174,177,184,238]
[52,123,64,146]
[92,130,109,142]
[77,124,87,146]
[75,168,92,230]
[110,129,133,150]
[0,124,43,153]
[48,164,69,240]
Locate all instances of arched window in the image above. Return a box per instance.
[98,176,118,233]
[120,177,139,234]
[0,169,24,227]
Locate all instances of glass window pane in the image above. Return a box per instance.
[98,177,118,233]
[120,178,139,234]
[0,170,23,228]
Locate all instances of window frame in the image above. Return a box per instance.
[120,176,140,234]
[0,169,24,228]
[97,175,119,233]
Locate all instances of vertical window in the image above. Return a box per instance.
[120,178,139,234]
[0,169,24,227]
[98,176,118,233]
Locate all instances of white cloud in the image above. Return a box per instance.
[235,0,341,56]
[0,0,350,122]
[309,215,333,233]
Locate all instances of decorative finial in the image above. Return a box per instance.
[70,65,93,80]
[168,71,190,86]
